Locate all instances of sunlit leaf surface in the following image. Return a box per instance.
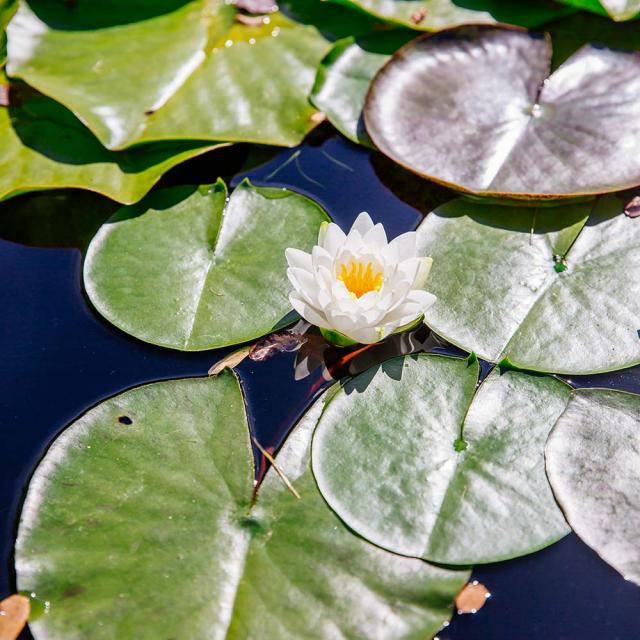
[84,180,330,350]
[7,0,329,149]
[0,81,220,203]
[365,26,640,198]
[16,373,469,639]
[312,354,570,565]
[415,195,640,374]
[327,0,571,31]
[546,388,640,585]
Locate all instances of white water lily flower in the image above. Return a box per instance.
[285,212,436,345]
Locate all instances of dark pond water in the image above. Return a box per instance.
[1,130,640,639]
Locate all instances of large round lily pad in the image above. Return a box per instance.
[6,0,328,150]
[326,0,571,31]
[84,180,329,351]
[364,25,640,198]
[546,388,640,586]
[16,372,469,639]
[416,195,640,375]
[312,354,571,565]
[0,80,220,204]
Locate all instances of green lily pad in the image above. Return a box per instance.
[416,195,640,374]
[6,0,329,150]
[557,0,639,20]
[311,31,414,145]
[0,81,221,204]
[364,25,640,198]
[312,354,571,565]
[84,179,330,351]
[16,372,470,639]
[326,0,572,31]
[0,0,16,66]
[546,388,640,585]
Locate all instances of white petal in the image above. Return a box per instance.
[290,293,328,328]
[412,256,433,290]
[349,326,384,344]
[381,231,417,262]
[320,222,346,256]
[312,245,334,272]
[350,211,375,236]
[362,223,387,250]
[396,257,423,285]
[285,247,313,272]
[287,267,317,296]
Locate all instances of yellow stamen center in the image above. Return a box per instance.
[338,261,383,298]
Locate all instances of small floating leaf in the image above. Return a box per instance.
[0,594,30,640]
[455,581,491,614]
[365,26,640,198]
[312,354,571,565]
[546,388,640,586]
[15,373,469,639]
[84,180,330,351]
[416,195,640,374]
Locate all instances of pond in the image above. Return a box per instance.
[1,131,640,638]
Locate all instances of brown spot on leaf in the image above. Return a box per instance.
[410,9,428,24]
[0,595,30,640]
[62,585,86,599]
[310,111,326,124]
[624,195,640,218]
[455,580,491,614]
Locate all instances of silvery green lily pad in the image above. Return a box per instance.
[16,372,469,639]
[416,195,640,375]
[364,25,640,198]
[84,180,330,350]
[312,354,571,565]
[6,0,329,149]
[546,388,640,585]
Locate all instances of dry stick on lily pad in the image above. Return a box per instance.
[84,180,330,351]
[416,194,640,375]
[364,25,640,199]
[14,373,469,639]
[0,595,30,640]
[208,346,252,376]
[312,353,571,565]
